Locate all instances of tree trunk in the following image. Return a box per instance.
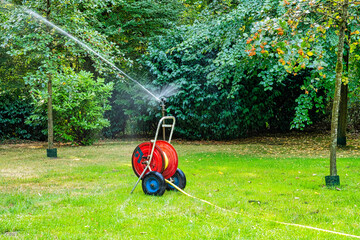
[337,26,350,146]
[46,0,54,150]
[330,0,349,176]
[48,75,54,149]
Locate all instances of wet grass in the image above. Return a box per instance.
[0,135,360,239]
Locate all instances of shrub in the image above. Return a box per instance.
[0,90,44,141]
[27,67,113,145]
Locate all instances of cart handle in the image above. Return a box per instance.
[148,116,175,166]
[156,116,176,143]
[148,116,175,171]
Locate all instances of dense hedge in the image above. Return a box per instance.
[143,27,313,140]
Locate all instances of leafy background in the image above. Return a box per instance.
[1,0,360,143]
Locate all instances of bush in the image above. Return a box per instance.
[0,90,44,141]
[27,67,113,145]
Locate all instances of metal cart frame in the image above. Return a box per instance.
[130,116,176,194]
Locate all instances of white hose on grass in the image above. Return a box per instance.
[165,179,360,239]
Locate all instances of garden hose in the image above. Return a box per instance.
[165,179,360,239]
[163,151,169,170]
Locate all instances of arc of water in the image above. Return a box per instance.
[24,9,161,103]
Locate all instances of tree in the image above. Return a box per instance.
[46,0,54,153]
[329,0,349,180]
[246,0,360,185]
[1,0,119,145]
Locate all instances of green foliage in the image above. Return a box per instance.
[143,1,327,139]
[0,91,44,140]
[0,48,44,140]
[27,67,113,145]
[3,0,357,141]
[181,0,240,24]
[0,0,121,142]
[348,56,360,131]
[1,0,180,141]
[246,0,360,129]
[88,0,183,68]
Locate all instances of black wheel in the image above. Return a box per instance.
[166,168,186,191]
[142,171,166,196]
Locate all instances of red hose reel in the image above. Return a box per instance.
[132,140,178,179]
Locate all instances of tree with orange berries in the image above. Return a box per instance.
[246,0,360,185]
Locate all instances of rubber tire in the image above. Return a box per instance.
[166,168,186,191]
[142,171,166,196]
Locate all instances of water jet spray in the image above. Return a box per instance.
[1,1,182,107]
[21,7,161,103]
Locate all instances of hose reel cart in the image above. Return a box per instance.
[130,116,186,196]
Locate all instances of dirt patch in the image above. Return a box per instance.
[0,167,39,178]
[0,141,46,149]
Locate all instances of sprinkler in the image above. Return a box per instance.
[130,115,186,196]
[160,97,166,117]
[160,97,166,140]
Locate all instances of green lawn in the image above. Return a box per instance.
[1,134,360,239]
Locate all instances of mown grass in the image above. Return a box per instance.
[0,134,360,239]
